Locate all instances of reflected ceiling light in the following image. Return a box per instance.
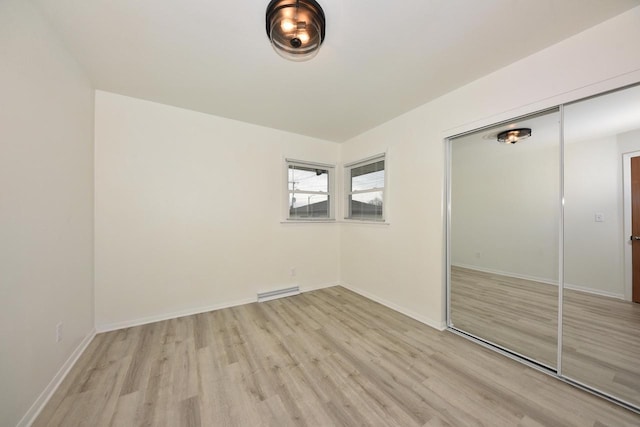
[497,128,532,144]
[266,0,326,62]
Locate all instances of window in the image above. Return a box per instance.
[345,154,385,221]
[286,159,334,220]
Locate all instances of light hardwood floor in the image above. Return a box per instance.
[450,266,559,367]
[451,266,640,409]
[35,286,639,426]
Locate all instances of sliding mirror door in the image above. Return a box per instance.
[449,109,561,368]
[562,84,640,408]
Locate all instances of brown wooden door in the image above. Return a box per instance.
[631,156,640,303]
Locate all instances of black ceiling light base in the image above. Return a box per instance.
[266,0,326,62]
[497,128,532,144]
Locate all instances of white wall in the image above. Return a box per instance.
[340,7,640,328]
[564,137,625,297]
[451,128,560,282]
[619,129,640,154]
[0,1,95,426]
[447,91,640,300]
[448,130,639,299]
[94,91,341,330]
[340,111,450,329]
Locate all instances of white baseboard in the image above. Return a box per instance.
[452,263,558,286]
[340,284,446,331]
[17,328,96,427]
[96,297,256,333]
[563,283,625,300]
[300,281,338,293]
[96,282,339,333]
[452,263,625,300]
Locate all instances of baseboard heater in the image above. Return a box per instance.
[257,286,300,303]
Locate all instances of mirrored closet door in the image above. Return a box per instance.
[448,108,561,368]
[562,85,640,408]
[447,83,640,412]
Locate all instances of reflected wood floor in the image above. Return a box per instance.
[451,266,559,367]
[35,286,639,426]
[451,266,640,408]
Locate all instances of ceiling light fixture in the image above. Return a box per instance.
[497,128,532,144]
[266,0,326,62]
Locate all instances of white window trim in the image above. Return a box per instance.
[344,153,387,223]
[283,158,336,222]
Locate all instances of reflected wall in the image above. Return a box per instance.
[449,109,560,368]
[562,85,640,408]
[448,83,640,411]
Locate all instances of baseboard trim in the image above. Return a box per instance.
[452,263,558,286]
[17,328,96,427]
[96,297,256,333]
[452,263,625,300]
[563,283,625,300]
[340,284,446,331]
[300,282,338,293]
[96,282,338,333]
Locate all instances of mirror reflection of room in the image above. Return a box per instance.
[449,109,560,368]
[448,84,640,411]
[562,84,640,408]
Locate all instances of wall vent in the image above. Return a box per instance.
[257,286,300,303]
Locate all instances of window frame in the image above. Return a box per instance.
[344,153,386,222]
[285,158,336,222]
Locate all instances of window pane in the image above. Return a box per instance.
[351,160,384,191]
[289,193,329,218]
[349,191,383,220]
[289,165,329,192]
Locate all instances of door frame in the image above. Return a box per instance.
[621,151,640,301]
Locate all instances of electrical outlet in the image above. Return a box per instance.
[290,267,296,277]
[56,322,63,343]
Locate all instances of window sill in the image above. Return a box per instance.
[340,219,390,226]
[279,219,390,225]
[280,219,336,224]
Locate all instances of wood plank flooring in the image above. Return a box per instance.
[450,266,559,367]
[562,282,640,407]
[451,266,640,409]
[34,286,640,426]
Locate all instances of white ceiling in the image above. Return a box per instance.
[32,0,640,142]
